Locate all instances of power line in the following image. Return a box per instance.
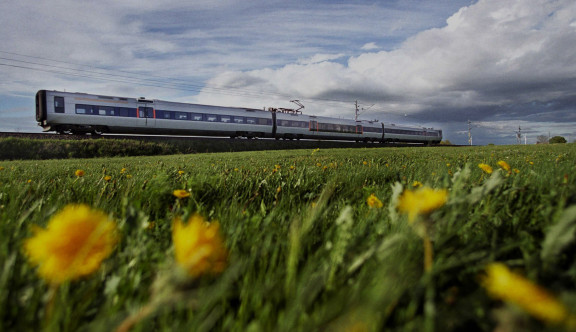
[0,50,354,106]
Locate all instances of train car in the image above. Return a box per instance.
[275,111,362,141]
[36,90,273,137]
[36,90,442,144]
[360,120,384,142]
[383,123,442,144]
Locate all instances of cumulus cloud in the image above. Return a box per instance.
[196,0,576,143]
[361,42,379,50]
[298,54,347,65]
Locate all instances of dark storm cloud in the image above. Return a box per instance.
[196,0,576,144]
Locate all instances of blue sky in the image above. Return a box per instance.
[1,0,575,144]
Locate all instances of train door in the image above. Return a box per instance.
[137,99,155,129]
[309,120,318,131]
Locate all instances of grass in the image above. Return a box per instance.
[0,136,388,160]
[1,144,575,331]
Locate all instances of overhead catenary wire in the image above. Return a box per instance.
[0,50,354,106]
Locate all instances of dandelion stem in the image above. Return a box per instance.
[423,235,433,273]
[114,301,158,332]
[44,283,59,330]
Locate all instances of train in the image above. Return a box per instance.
[35,90,442,144]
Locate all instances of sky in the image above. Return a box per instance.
[1,0,575,145]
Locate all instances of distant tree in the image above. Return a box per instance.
[549,136,567,144]
[439,140,452,145]
[536,135,549,144]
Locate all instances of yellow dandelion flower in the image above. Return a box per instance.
[178,170,185,175]
[446,163,451,167]
[513,168,520,174]
[120,168,127,174]
[316,163,322,167]
[497,160,511,172]
[311,148,320,155]
[367,193,383,209]
[0,166,4,171]
[478,163,493,174]
[397,187,448,223]
[482,263,570,325]
[412,181,423,188]
[75,169,85,177]
[27,179,32,183]
[173,189,191,198]
[23,204,118,284]
[529,161,534,165]
[125,174,133,179]
[274,164,281,169]
[234,168,239,172]
[363,161,368,166]
[289,165,295,170]
[104,175,112,181]
[172,214,227,277]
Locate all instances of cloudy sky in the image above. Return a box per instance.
[1,0,575,145]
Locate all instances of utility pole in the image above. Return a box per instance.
[467,120,473,146]
[354,100,359,121]
[515,126,522,144]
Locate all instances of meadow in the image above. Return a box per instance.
[1,144,575,331]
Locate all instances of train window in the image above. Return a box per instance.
[364,127,382,133]
[246,117,257,124]
[175,112,188,120]
[257,118,270,125]
[190,113,203,121]
[233,116,245,124]
[220,116,231,123]
[158,110,173,119]
[54,97,65,113]
[98,107,107,116]
[280,120,290,127]
[117,107,136,117]
[75,104,95,115]
[206,115,218,122]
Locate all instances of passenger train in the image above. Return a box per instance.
[35,90,442,144]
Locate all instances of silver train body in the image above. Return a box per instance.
[36,90,442,144]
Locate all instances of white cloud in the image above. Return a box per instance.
[361,42,379,50]
[298,54,347,65]
[193,0,576,144]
